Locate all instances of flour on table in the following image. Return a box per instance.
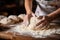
[8,16,60,38]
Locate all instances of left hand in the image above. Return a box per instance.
[23,12,36,26]
[35,16,51,30]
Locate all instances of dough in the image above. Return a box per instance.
[8,15,20,22]
[0,15,6,20]
[0,17,15,25]
[18,14,25,20]
[8,16,60,38]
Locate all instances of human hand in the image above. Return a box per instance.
[35,16,51,30]
[23,12,36,26]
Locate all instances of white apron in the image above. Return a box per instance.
[35,0,60,24]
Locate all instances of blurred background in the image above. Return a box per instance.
[0,0,37,16]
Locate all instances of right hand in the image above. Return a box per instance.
[23,11,36,26]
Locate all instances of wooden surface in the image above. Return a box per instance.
[0,25,60,40]
[0,32,60,40]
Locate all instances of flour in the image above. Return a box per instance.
[8,16,60,38]
[18,14,25,20]
[0,15,6,20]
[0,17,15,25]
[8,15,20,22]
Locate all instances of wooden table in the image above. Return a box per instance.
[0,25,60,40]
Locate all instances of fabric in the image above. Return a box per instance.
[35,0,60,23]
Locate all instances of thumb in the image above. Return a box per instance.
[32,13,36,17]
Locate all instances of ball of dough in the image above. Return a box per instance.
[0,17,15,25]
[8,15,20,22]
[28,17,40,29]
[0,15,6,20]
[18,14,25,20]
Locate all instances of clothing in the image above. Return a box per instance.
[35,0,60,24]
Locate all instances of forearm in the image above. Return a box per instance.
[47,8,60,21]
[25,0,32,15]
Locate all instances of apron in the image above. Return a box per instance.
[35,0,60,24]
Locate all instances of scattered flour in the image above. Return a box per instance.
[7,16,60,38]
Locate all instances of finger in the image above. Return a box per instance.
[38,22,46,30]
[32,13,36,17]
[40,22,50,30]
[36,19,45,26]
[36,16,46,26]
[35,23,44,30]
[40,24,49,30]
[35,21,48,30]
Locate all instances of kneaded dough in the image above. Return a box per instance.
[8,15,20,22]
[0,17,15,25]
[8,16,60,38]
[0,15,6,20]
[18,14,25,20]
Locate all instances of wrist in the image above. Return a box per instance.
[47,8,60,21]
[26,10,32,15]
[47,15,54,22]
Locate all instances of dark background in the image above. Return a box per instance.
[0,0,37,16]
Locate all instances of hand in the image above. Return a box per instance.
[35,16,51,30]
[23,12,36,26]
